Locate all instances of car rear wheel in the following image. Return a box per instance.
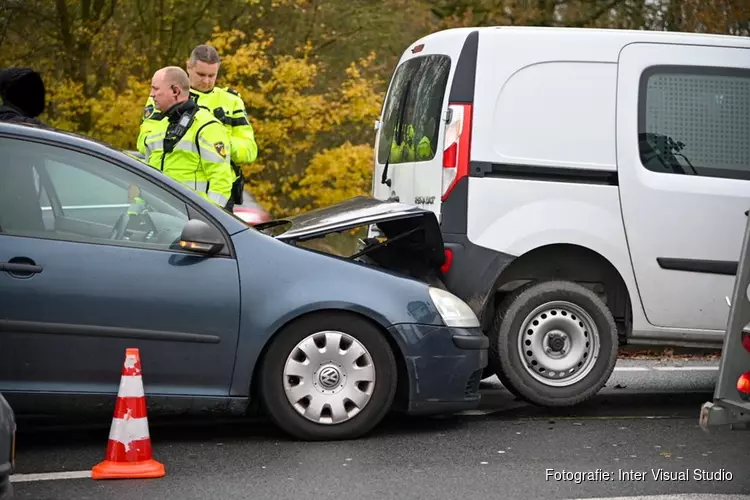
[259,312,397,441]
[487,280,618,407]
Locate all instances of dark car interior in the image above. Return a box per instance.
[0,146,189,249]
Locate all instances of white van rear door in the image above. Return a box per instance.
[372,30,475,221]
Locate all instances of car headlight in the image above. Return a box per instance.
[428,287,480,328]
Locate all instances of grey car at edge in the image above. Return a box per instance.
[0,121,488,441]
[0,393,14,500]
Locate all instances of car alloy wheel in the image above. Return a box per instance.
[259,312,397,441]
[283,330,376,424]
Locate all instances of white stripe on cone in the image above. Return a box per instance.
[109,417,151,451]
[117,375,145,397]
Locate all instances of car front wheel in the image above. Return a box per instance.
[488,280,618,407]
[259,312,398,441]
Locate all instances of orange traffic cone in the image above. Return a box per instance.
[91,348,166,480]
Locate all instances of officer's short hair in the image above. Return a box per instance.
[162,66,190,92]
[189,45,220,65]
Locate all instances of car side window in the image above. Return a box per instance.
[638,66,750,180]
[0,137,194,251]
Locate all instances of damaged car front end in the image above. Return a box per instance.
[257,196,448,285]
[256,196,489,415]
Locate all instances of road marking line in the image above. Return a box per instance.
[455,409,494,416]
[10,470,92,483]
[564,496,750,500]
[504,415,683,421]
[652,366,719,371]
[455,408,685,420]
[613,365,718,372]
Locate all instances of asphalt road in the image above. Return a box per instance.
[10,358,750,500]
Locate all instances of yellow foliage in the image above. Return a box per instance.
[295,142,375,211]
[1,10,384,219]
[206,27,383,216]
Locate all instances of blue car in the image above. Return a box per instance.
[0,122,487,441]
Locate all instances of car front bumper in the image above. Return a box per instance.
[387,323,488,415]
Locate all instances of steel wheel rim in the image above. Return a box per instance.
[517,300,600,387]
[283,330,376,425]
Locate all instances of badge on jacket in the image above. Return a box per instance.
[143,104,154,120]
[214,141,227,159]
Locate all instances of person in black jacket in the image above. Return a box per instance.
[0,67,47,126]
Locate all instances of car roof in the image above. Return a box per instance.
[421,25,750,49]
[0,121,139,164]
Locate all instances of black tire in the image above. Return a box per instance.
[487,280,618,407]
[480,366,495,380]
[259,312,398,441]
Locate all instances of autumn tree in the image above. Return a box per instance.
[0,0,389,217]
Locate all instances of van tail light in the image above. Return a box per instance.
[742,330,750,352]
[440,248,454,274]
[737,372,750,400]
[441,103,472,201]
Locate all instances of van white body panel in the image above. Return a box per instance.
[373,26,750,348]
[472,30,622,171]
[466,176,637,304]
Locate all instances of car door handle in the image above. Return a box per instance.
[1,261,43,274]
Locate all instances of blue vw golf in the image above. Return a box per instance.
[0,122,487,441]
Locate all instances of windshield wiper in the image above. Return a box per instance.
[382,77,415,187]
[380,146,392,187]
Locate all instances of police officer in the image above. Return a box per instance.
[137,44,258,210]
[140,66,235,208]
[388,107,435,163]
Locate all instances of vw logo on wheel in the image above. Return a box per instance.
[318,366,341,388]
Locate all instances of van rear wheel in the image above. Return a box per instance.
[487,280,617,407]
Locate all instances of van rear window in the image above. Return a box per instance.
[377,54,451,165]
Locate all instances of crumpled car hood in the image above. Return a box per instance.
[257,196,446,269]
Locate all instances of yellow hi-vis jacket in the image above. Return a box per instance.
[388,124,434,163]
[142,100,236,207]
[138,87,258,166]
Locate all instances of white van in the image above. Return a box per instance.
[370,26,750,407]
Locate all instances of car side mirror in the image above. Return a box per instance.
[178,219,224,255]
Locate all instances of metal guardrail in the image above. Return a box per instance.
[699,210,750,431]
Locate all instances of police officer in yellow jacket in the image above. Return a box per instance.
[137,45,257,209]
[389,123,435,163]
[140,66,235,208]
